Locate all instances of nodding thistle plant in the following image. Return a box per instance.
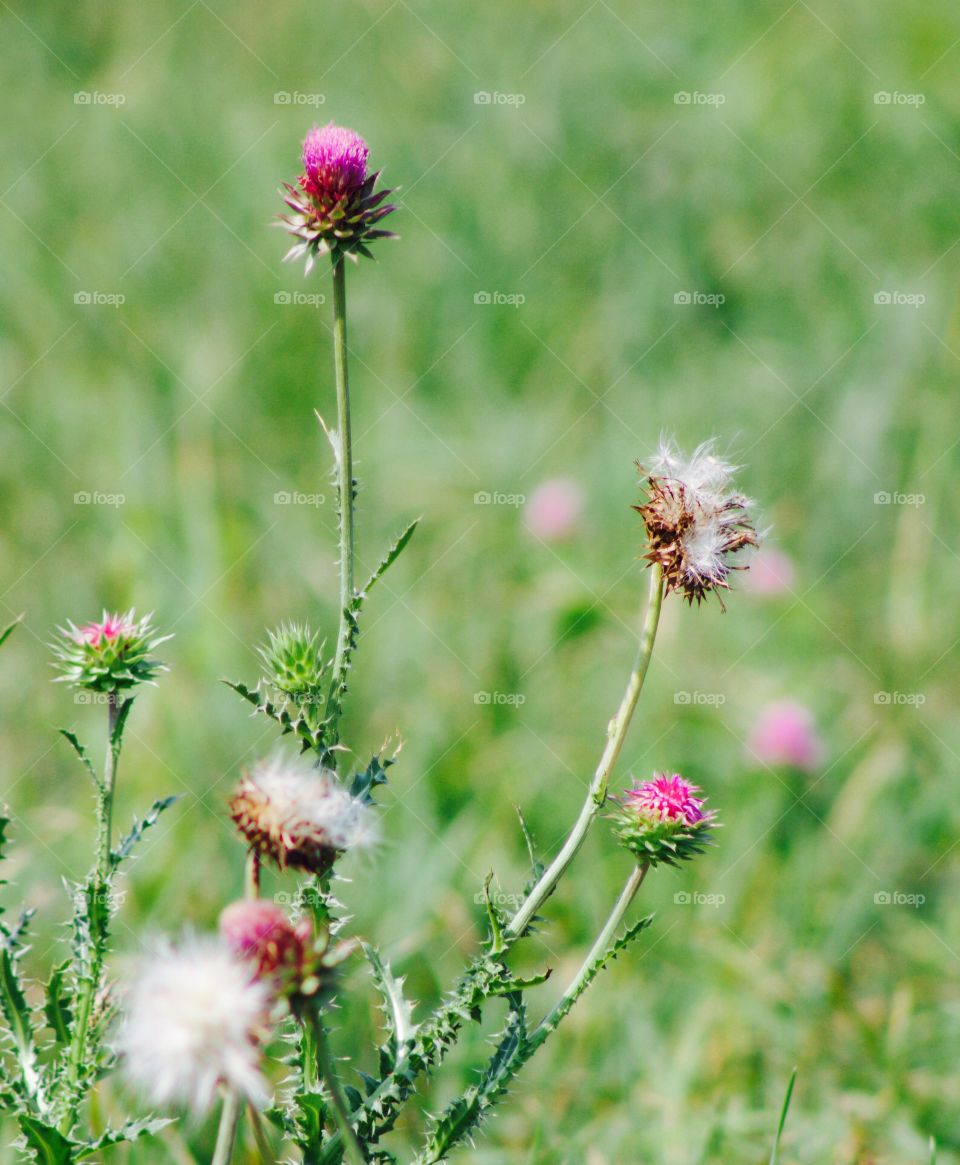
[0,123,763,1165]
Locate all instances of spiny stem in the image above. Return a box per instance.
[61,692,122,1130]
[211,1090,242,1165]
[507,567,664,938]
[330,257,355,742]
[530,862,648,1050]
[311,1012,366,1165]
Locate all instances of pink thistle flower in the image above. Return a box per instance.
[613,772,717,867]
[524,478,584,542]
[626,772,707,825]
[77,611,134,646]
[748,700,823,772]
[301,122,369,197]
[220,900,311,984]
[742,547,795,597]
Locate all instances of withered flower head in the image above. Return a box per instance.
[229,753,376,875]
[634,440,759,609]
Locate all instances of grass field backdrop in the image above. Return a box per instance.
[2,0,960,1161]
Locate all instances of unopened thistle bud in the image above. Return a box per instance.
[280,122,397,272]
[258,622,329,705]
[228,754,376,875]
[612,772,717,867]
[634,441,758,609]
[219,899,356,1005]
[115,939,270,1113]
[51,609,171,693]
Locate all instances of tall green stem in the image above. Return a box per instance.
[507,568,663,938]
[310,1012,366,1165]
[530,862,648,1050]
[61,692,122,1130]
[211,1091,241,1165]
[331,257,355,729]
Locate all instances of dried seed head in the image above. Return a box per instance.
[115,939,270,1113]
[229,753,376,875]
[634,441,759,609]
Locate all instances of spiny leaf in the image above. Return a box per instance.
[1,911,41,1100]
[109,696,135,755]
[481,873,507,956]
[17,1117,76,1165]
[361,519,419,597]
[111,796,178,868]
[349,755,395,806]
[515,805,544,894]
[76,1116,172,1158]
[363,944,417,1074]
[0,617,21,650]
[56,731,98,788]
[43,961,73,1047]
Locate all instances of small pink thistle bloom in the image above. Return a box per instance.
[220,900,310,984]
[748,700,823,772]
[524,478,584,542]
[742,547,795,597]
[301,122,369,197]
[77,611,134,646]
[626,772,707,825]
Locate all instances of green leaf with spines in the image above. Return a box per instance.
[0,910,42,1106]
[111,795,178,868]
[363,944,417,1075]
[43,961,73,1047]
[223,678,332,756]
[76,1116,172,1157]
[17,1116,76,1165]
[327,520,419,726]
[481,873,507,956]
[349,754,395,806]
[56,731,98,788]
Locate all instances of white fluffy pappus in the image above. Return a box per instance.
[114,938,271,1113]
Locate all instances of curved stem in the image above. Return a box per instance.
[331,257,355,730]
[211,1090,241,1165]
[507,568,663,938]
[311,1012,366,1165]
[530,862,649,1050]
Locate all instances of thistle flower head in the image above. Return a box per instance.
[280,121,397,271]
[51,608,171,693]
[115,939,270,1113]
[220,899,357,1005]
[612,772,717,868]
[302,123,369,196]
[258,622,329,705]
[634,441,759,609]
[229,753,376,875]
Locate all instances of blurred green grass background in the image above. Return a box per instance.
[2,0,960,1160]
